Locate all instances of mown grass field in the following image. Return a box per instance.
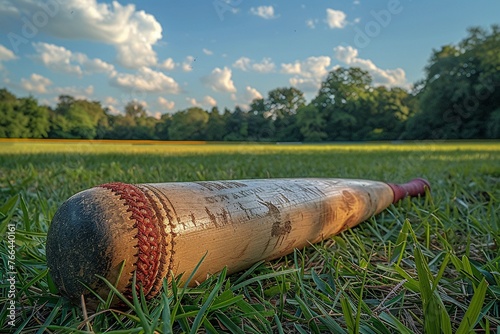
[0,139,499,333]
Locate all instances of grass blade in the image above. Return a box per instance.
[190,267,227,334]
[414,245,442,333]
[231,268,298,291]
[379,312,413,334]
[340,296,355,333]
[217,312,245,334]
[456,278,488,334]
[161,284,173,334]
[131,272,150,333]
[390,219,410,265]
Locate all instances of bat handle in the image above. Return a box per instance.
[387,178,431,203]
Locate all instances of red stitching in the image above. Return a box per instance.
[99,182,160,297]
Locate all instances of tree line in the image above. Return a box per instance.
[1,26,499,141]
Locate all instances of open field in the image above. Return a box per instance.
[1,140,499,333]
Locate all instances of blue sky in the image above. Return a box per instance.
[0,0,498,118]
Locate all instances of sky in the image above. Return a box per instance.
[0,0,499,118]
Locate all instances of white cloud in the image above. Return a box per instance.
[182,56,195,72]
[185,97,197,106]
[85,85,94,96]
[281,62,301,75]
[281,56,331,78]
[159,58,175,70]
[32,43,82,76]
[233,57,275,73]
[137,100,148,109]
[110,66,181,93]
[158,56,195,72]
[53,85,94,99]
[38,98,52,106]
[289,77,323,93]
[0,1,18,15]
[233,57,251,71]
[252,58,275,73]
[102,96,122,115]
[83,57,115,74]
[202,48,213,56]
[326,9,347,29]
[2,0,162,68]
[0,44,16,69]
[306,19,319,29]
[20,73,52,93]
[230,86,263,111]
[32,42,114,76]
[187,95,217,108]
[0,48,15,71]
[243,86,263,102]
[334,46,359,64]
[202,67,236,93]
[281,56,332,92]
[104,96,118,105]
[334,46,357,63]
[106,105,121,115]
[334,45,407,87]
[19,72,96,98]
[203,95,217,107]
[158,96,175,110]
[250,6,276,19]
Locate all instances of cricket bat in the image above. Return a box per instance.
[46,177,429,306]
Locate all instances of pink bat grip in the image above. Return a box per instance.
[386,178,431,203]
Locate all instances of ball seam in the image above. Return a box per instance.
[99,182,161,298]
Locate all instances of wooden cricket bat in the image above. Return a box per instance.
[46,177,429,306]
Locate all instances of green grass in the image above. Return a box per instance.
[0,140,499,333]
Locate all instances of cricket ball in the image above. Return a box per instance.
[46,182,172,306]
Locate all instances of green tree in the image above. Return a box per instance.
[224,107,248,141]
[125,101,147,119]
[369,87,411,140]
[264,87,305,141]
[312,67,379,141]
[105,114,135,139]
[265,87,305,119]
[404,25,500,139]
[169,107,209,140]
[486,109,500,138]
[296,104,327,142]
[0,89,28,138]
[19,97,50,138]
[105,101,158,139]
[135,115,160,140]
[129,102,160,139]
[155,113,172,140]
[0,103,29,138]
[49,95,109,139]
[204,107,227,141]
[0,88,17,103]
[75,100,109,139]
[0,90,50,138]
[247,99,275,141]
[66,104,97,139]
